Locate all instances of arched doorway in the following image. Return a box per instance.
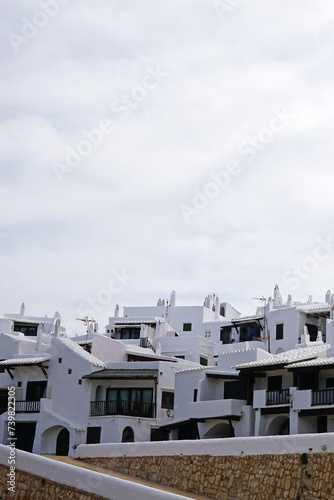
[56,428,70,456]
[203,422,235,439]
[267,416,289,436]
[121,426,134,443]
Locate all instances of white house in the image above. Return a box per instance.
[105,290,241,345]
[0,308,201,456]
[1,285,334,458]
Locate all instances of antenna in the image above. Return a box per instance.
[253,296,270,352]
[76,316,96,341]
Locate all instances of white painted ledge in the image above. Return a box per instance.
[76,432,334,459]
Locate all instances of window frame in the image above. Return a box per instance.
[276,323,284,340]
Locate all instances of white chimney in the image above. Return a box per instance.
[54,319,60,338]
[36,323,44,352]
[215,296,220,320]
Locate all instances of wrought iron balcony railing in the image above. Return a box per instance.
[266,389,290,406]
[90,400,155,418]
[312,389,334,406]
[15,400,41,413]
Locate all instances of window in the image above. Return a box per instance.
[221,326,232,344]
[86,427,101,444]
[183,323,192,332]
[13,322,38,337]
[106,388,154,417]
[317,416,327,433]
[267,376,282,391]
[306,323,318,342]
[0,389,8,415]
[276,323,284,340]
[161,391,174,409]
[68,369,72,375]
[26,381,47,401]
[193,389,198,402]
[78,379,82,385]
[175,355,185,359]
[224,381,246,400]
[58,358,62,363]
[205,330,211,338]
[298,372,318,391]
[18,382,22,387]
[200,356,208,366]
[239,323,261,342]
[120,328,140,340]
[326,378,334,388]
[151,428,169,441]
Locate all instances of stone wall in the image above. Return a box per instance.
[83,452,334,500]
[0,464,108,500]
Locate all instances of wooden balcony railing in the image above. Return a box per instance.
[16,401,41,413]
[90,400,155,418]
[266,389,290,406]
[312,389,334,406]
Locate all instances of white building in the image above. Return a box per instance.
[160,286,334,441]
[0,307,201,456]
[1,285,334,457]
[105,290,241,346]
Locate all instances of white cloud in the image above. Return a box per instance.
[1,0,334,332]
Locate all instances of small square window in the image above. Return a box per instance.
[78,379,82,385]
[68,369,72,375]
[200,356,208,366]
[276,324,284,340]
[161,391,174,409]
[58,358,62,363]
[183,323,192,332]
[17,381,22,387]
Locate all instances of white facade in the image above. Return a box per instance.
[0,307,202,456]
[105,291,241,345]
[1,285,334,457]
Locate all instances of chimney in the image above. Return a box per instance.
[36,323,44,352]
[54,319,60,338]
[215,296,220,320]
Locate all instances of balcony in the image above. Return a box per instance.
[312,389,334,406]
[90,400,155,418]
[16,401,41,413]
[188,399,246,420]
[266,389,290,406]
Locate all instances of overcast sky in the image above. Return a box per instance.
[1,1,334,334]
